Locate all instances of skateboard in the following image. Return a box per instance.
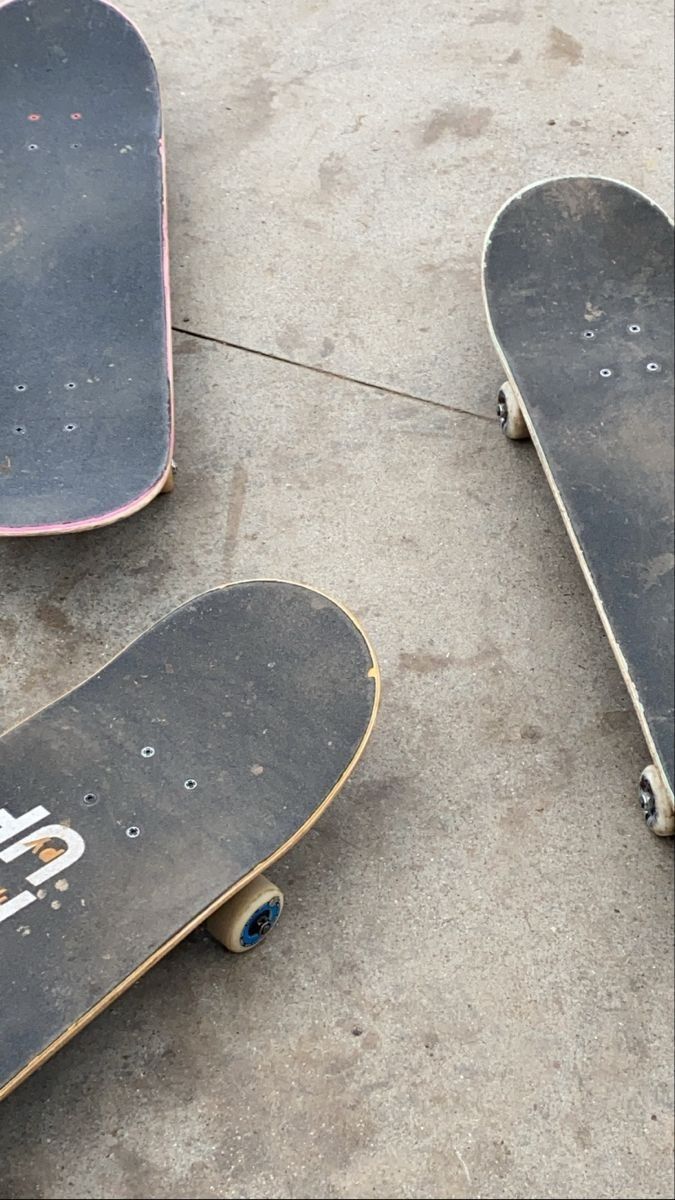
[0,581,380,1100]
[0,0,173,536]
[482,175,674,836]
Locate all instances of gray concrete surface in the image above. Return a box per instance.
[0,1,673,1197]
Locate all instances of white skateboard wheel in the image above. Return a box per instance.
[497,381,530,440]
[161,460,176,494]
[639,765,675,837]
[206,875,284,952]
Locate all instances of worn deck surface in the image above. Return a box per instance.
[0,0,171,533]
[0,581,377,1100]
[484,177,674,796]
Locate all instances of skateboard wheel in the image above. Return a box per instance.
[161,461,176,494]
[497,381,529,441]
[639,765,675,837]
[206,875,284,953]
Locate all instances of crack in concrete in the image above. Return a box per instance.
[171,326,496,424]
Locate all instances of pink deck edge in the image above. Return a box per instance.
[0,0,175,538]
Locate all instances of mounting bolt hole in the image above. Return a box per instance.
[582,330,595,339]
[65,382,77,390]
[184,778,198,791]
[646,362,661,373]
[27,143,39,151]
[126,825,141,839]
[141,746,155,758]
[599,368,613,378]
[627,323,641,334]
[64,423,78,433]
[70,112,82,121]
[83,792,98,806]
[14,384,27,393]
[14,426,26,435]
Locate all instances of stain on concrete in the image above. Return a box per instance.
[599,708,636,733]
[236,75,277,137]
[125,555,169,588]
[351,774,412,810]
[520,723,543,742]
[174,338,214,356]
[506,48,522,63]
[400,651,451,673]
[318,151,354,196]
[320,337,335,358]
[421,104,493,144]
[471,5,523,24]
[548,26,584,65]
[276,324,304,357]
[223,462,248,575]
[36,603,74,635]
[487,1137,514,1180]
[0,614,18,640]
[400,645,502,673]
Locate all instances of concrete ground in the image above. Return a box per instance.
[0,1,673,1197]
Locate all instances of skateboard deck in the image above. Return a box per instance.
[483,176,674,835]
[0,581,380,1100]
[0,0,173,536]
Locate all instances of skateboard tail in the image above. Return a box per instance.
[481,374,675,811]
[0,464,173,537]
[481,174,673,264]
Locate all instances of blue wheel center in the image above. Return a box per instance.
[240,897,282,947]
